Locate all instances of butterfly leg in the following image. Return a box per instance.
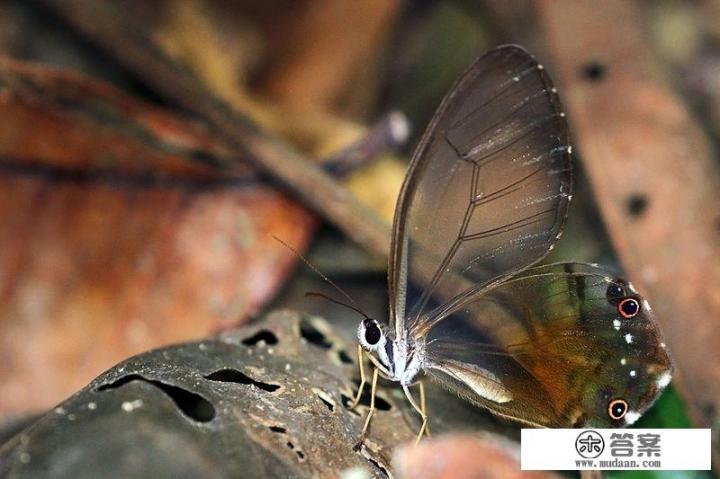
[348,345,366,409]
[418,381,431,437]
[402,384,429,445]
[354,366,379,450]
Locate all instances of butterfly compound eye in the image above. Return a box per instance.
[608,398,629,420]
[618,298,640,319]
[363,320,382,345]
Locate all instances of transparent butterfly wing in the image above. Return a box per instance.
[421,263,673,427]
[388,45,572,339]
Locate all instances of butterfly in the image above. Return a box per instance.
[348,45,673,444]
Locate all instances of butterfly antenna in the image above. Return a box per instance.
[271,235,370,319]
[305,291,371,321]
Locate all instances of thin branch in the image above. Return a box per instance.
[324,111,410,178]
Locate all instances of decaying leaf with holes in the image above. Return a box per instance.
[0,311,408,477]
[0,309,528,477]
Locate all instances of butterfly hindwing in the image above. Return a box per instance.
[421,263,672,427]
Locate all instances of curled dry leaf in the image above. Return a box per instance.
[0,57,315,415]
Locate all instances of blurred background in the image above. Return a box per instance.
[0,0,718,477]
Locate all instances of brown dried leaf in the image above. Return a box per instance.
[257,0,403,116]
[537,0,720,462]
[0,58,315,415]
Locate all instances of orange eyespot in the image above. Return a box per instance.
[608,398,629,420]
[618,298,640,319]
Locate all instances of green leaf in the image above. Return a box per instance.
[633,384,693,428]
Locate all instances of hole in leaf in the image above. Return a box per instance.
[318,395,334,412]
[96,374,215,422]
[581,61,606,82]
[338,350,353,364]
[205,369,280,392]
[286,441,305,460]
[269,425,287,434]
[299,319,332,349]
[627,194,648,218]
[241,330,279,346]
[367,455,389,477]
[312,387,336,412]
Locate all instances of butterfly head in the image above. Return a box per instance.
[357,318,387,353]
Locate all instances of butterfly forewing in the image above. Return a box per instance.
[389,45,572,339]
[421,263,672,427]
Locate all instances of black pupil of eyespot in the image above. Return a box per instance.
[365,324,381,345]
[612,401,627,417]
[621,299,639,316]
[606,284,624,303]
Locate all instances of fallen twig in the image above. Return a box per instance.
[324,111,409,178]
